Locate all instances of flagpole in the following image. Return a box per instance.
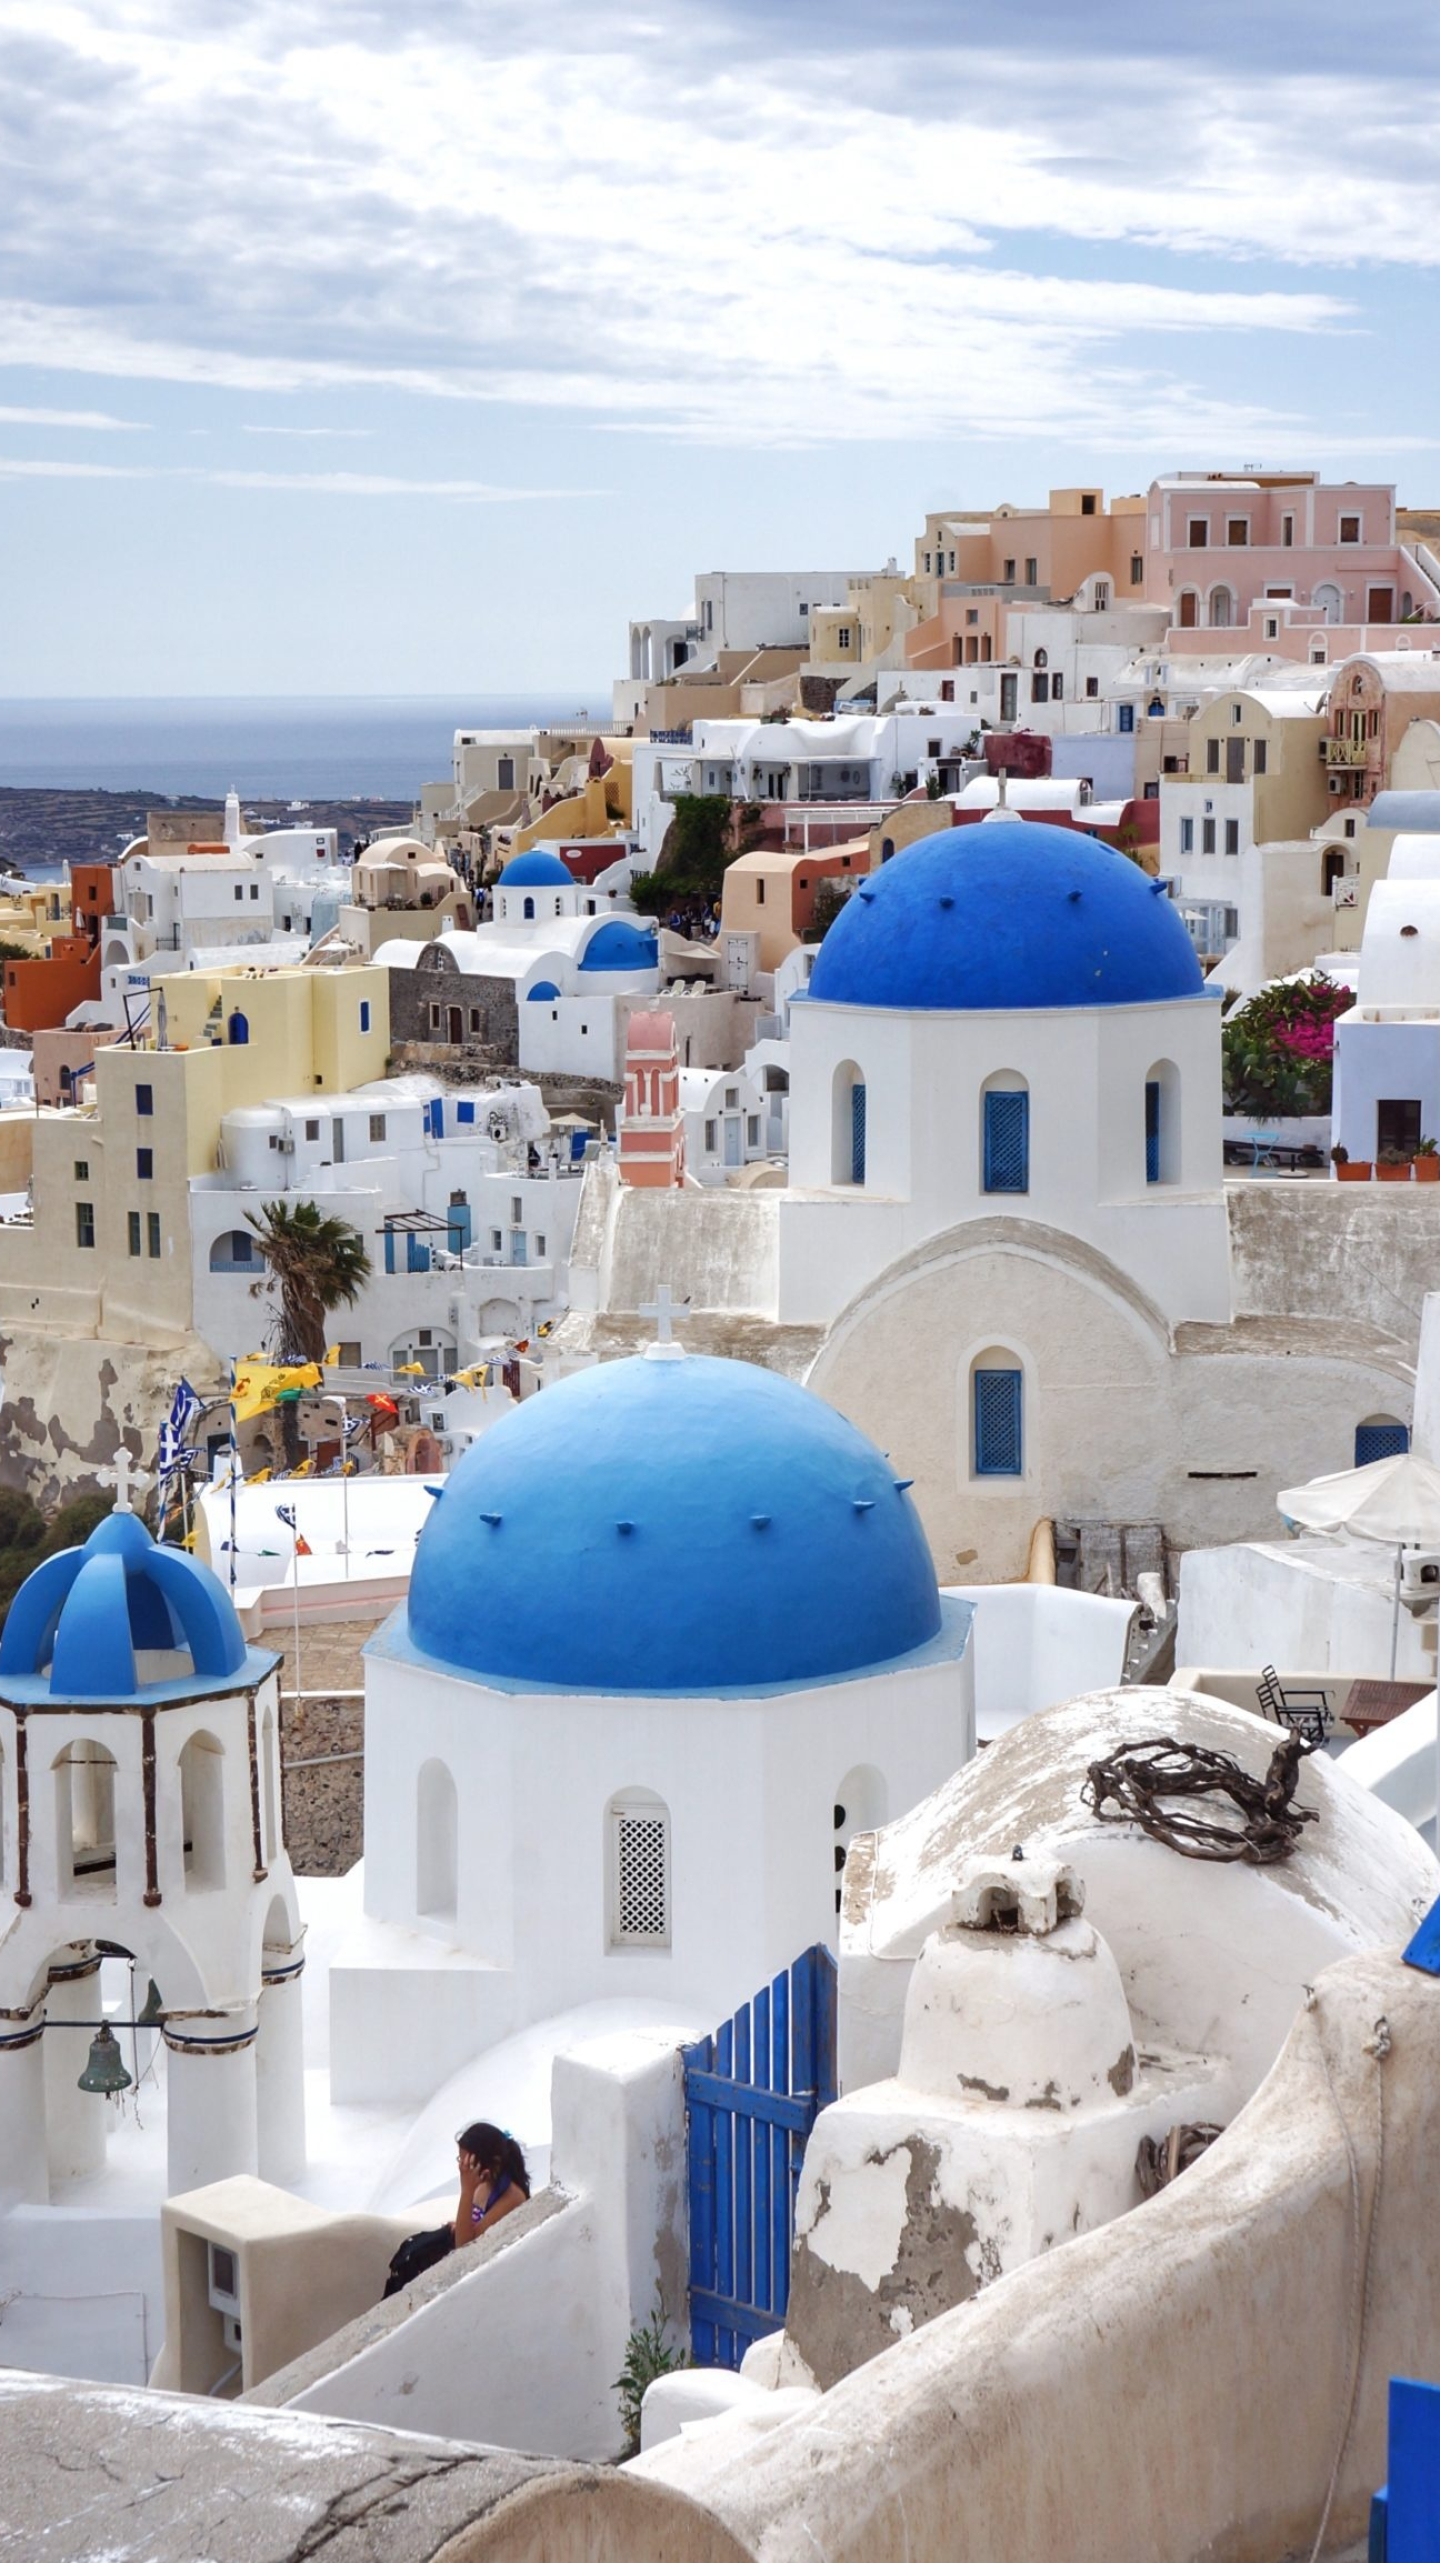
[228,1360,238,1593]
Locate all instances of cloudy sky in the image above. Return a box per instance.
[2,0,1438,695]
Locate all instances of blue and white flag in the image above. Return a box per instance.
[274,1502,297,1530]
[157,1378,204,1490]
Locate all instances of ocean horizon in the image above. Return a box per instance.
[0,694,607,802]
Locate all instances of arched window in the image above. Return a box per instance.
[971,1349,1024,1479]
[523,896,536,921]
[1208,587,1232,629]
[261,1705,277,1866]
[54,1740,117,1898]
[179,1731,226,1889]
[1033,647,1048,669]
[1144,1060,1181,1185]
[1355,1416,1409,1467]
[209,1230,258,1273]
[226,1010,249,1046]
[1322,848,1346,898]
[832,1060,866,1186]
[416,1759,458,1922]
[981,1072,1029,1194]
[607,1787,670,1949]
[833,1766,887,1919]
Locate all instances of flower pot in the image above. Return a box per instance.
[1416,1157,1440,1183]
[1377,1162,1412,1182]
[1336,1161,1372,1181]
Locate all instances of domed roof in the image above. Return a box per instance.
[498,850,574,888]
[407,1352,942,1693]
[808,821,1206,1012]
[578,919,658,972]
[0,1509,252,1703]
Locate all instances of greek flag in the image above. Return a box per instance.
[275,1503,297,1530]
[157,1378,203,1490]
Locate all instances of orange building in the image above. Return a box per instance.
[1,864,114,1034]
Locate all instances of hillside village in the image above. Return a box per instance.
[6,462,1440,2562]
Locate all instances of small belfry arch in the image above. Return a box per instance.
[832,1060,867,1187]
[54,1739,118,1899]
[179,1731,226,1891]
[1144,1059,1181,1186]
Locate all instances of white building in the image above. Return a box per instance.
[0,1503,304,2208]
[1333,833,1440,1164]
[616,571,874,724]
[191,1073,583,1371]
[100,794,350,1024]
[335,1342,974,2102]
[675,1066,770,1183]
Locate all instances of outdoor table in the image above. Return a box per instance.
[1341,1678,1433,1736]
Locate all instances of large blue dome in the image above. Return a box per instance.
[406,1353,942,1693]
[808,820,1206,1012]
[0,1509,254,1703]
[498,849,573,888]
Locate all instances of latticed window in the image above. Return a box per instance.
[983,1089,1029,1193]
[974,1367,1023,1477]
[612,1802,670,1946]
[1355,1420,1409,1468]
[850,1081,867,1184]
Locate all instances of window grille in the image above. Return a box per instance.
[1145,1081,1161,1185]
[850,1080,867,1184]
[1355,1421,1409,1467]
[983,1089,1029,1193]
[974,1368,1023,1477]
[614,1811,669,1944]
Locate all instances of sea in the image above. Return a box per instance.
[0,695,603,803]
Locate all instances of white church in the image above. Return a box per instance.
[569,816,1416,1580]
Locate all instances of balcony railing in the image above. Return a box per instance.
[1322,735,1370,767]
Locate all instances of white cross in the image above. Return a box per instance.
[639,1283,690,1356]
[97,1449,152,1515]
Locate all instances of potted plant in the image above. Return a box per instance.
[1416,1137,1440,1183]
[1332,1143,1371,1182]
[1377,1145,1414,1183]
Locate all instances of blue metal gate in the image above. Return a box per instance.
[684,1944,837,2368]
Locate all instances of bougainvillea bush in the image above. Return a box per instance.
[1221,974,1349,1117]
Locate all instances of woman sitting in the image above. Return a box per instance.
[382,2122,531,2298]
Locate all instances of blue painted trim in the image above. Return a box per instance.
[1403,1895,1440,1978]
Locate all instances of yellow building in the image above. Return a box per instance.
[0,964,388,1350]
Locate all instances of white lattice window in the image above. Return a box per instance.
[608,1792,670,1948]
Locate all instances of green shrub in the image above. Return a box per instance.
[614,2298,690,2457]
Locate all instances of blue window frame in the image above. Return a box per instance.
[1355,1420,1409,1467]
[359,1000,371,1033]
[974,1368,1023,1476]
[1117,702,1135,734]
[850,1080,867,1184]
[457,1099,475,1124]
[136,1147,153,1180]
[135,1083,153,1116]
[1145,1081,1161,1185]
[983,1089,1029,1193]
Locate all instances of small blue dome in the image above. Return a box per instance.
[499,850,573,888]
[578,920,659,973]
[407,1353,941,1692]
[0,1509,251,1703]
[809,821,1205,1012]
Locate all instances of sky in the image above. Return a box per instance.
[2,0,1439,697]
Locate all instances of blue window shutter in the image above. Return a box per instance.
[1145,1081,1161,1184]
[384,1229,397,1275]
[850,1081,867,1184]
[1355,1420,1409,1467]
[983,1090,1029,1193]
[975,1369,1023,1476]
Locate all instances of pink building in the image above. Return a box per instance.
[618,1010,686,1189]
[1146,472,1440,659]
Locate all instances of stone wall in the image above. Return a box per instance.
[386,962,519,1059]
[1227,1177,1440,1339]
[268,1615,382,1878]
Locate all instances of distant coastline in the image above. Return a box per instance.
[0,695,605,802]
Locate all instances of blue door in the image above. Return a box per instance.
[1145,1080,1161,1184]
[975,1368,1023,1476]
[983,1089,1029,1193]
[685,1946,837,2369]
[850,1081,867,1184]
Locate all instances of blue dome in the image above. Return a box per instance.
[407,1353,941,1693]
[499,850,573,888]
[808,820,1206,1012]
[578,920,659,973]
[0,1509,252,1703]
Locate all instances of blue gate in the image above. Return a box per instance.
[684,1944,837,2368]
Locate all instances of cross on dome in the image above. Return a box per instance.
[639,1282,691,1360]
[96,1449,152,1514]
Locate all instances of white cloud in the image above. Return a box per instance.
[0,454,600,499]
[0,3,1434,448]
[0,402,141,429]
[240,423,373,438]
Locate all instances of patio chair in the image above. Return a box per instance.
[1255,1664,1329,1748]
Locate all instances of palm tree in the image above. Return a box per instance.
[246,1200,371,1366]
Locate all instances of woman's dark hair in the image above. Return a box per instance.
[457,2120,530,2195]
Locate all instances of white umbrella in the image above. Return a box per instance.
[1277,1451,1440,1675]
